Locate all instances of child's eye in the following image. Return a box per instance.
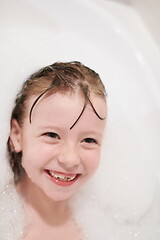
[44,132,60,139]
[82,138,97,144]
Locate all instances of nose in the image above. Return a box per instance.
[57,143,80,170]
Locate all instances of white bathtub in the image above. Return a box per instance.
[0,0,160,239]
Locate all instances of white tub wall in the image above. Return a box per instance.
[92,0,160,105]
[104,0,160,48]
[98,0,160,58]
[132,0,160,47]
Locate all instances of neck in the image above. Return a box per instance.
[17,174,70,225]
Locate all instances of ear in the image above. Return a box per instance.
[9,119,22,152]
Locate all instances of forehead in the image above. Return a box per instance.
[24,92,107,130]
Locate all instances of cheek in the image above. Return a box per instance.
[21,141,59,171]
[21,150,37,175]
[82,149,101,174]
[21,143,42,173]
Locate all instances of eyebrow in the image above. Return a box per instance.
[35,125,103,136]
[81,131,103,138]
[35,125,65,131]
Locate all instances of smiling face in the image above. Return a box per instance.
[10,92,106,201]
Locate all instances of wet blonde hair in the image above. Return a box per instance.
[8,61,107,183]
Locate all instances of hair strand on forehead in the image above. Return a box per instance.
[29,86,55,123]
[70,99,87,130]
[88,99,106,120]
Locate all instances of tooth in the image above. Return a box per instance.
[48,171,76,181]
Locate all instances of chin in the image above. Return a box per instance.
[47,192,75,202]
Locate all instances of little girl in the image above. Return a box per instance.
[7,61,107,239]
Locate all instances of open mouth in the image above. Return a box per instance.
[44,170,81,185]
